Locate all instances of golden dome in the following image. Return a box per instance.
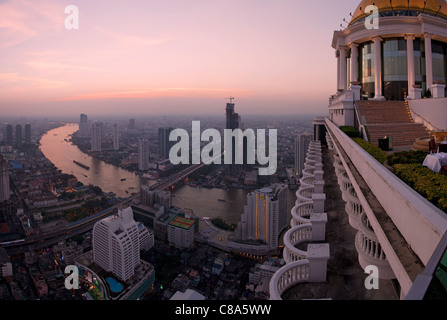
[349,0,447,25]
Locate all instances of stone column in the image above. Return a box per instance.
[372,36,384,100]
[424,33,434,91]
[350,43,359,85]
[336,53,340,91]
[405,34,416,99]
[339,46,347,91]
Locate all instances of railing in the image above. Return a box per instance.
[356,212,386,261]
[269,260,310,300]
[352,94,370,142]
[283,224,313,263]
[300,176,315,188]
[291,202,313,226]
[408,105,441,132]
[296,186,314,204]
[345,186,364,230]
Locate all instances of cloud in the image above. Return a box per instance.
[0,72,67,89]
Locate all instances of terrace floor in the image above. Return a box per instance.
[282,146,398,300]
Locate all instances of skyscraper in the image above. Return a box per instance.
[236,184,288,250]
[225,98,240,176]
[158,127,173,160]
[15,124,22,148]
[0,154,10,202]
[5,125,13,146]
[24,123,31,144]
[79,114,89,137]
[294,133,313,177]
[113,123,120,151]
[90,123,102,151]
[92,207,140,282]
[138,139,149,171]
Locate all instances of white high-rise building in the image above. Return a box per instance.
[113,123,120,151]
[92,207,140,282]
[294,133,313,177]
[236,184,288,250]
[0,155,10,202]
[138,139,149,171]
[79,114,89,138]
[91,123,102,152]
[137,222,154,251]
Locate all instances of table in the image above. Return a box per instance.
[422,153,447,173]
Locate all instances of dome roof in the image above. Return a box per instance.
[349,0,447,25]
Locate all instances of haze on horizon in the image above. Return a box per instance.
[0,0,360,117]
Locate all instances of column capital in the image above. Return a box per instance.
[371,35,383,42]
[348,42,359,48]
[423,33,434,39]
[404,34,416,40]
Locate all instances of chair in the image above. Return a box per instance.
[439,144,447,153]
[429,138,437,154]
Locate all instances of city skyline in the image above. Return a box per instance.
[0,0,359,117]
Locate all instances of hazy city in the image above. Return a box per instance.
[1,1,447,315]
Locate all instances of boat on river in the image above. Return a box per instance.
[73,160,90,170]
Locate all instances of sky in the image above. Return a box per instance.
[0,0,361,117]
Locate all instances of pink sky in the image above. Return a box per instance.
[0,0,360,116]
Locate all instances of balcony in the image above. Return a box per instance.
[345,186,364,230]
[283,223,313,263]
[355,212,395,280]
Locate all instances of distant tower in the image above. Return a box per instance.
[5,125,13,145]
[90,123,102,152]
[235,184,288,250]
[225,98,240,176]
[0,154,10,202]
[295,133,313,177]
[24,123,31,144]
[138,139,149,171]
[92,207,140,282]
[15,124,22,148]
[79,114,89,137]
[113,123,120,151]
[158,128,173,160]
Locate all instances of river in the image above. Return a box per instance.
[39,124,295,225]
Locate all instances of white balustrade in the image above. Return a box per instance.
[283,223,313,263]
[345,186,364,230]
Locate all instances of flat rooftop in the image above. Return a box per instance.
[169,216,195,230]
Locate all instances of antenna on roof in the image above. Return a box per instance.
[435,5,442,16]
[422,1,426,13]
[390,0,395,15]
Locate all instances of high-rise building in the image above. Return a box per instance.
[79,114,89,137]
[5,125,13,146]
[92,207,140,282]
[15,124,22,148]
[294,133,313,177]
[225,99,240,176]
[90,123,102,151]
[236,184,288,250]
[0,154,10,202]
[138,139,149,171]
[158,127,174,160]
[113,123,120,151]
[24,123,31,144]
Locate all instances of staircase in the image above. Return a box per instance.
[356,100,429,147]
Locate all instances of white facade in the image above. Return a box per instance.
[137,222,154,251]
[294,134,313,177]
[113,123,120,151]
[0,155,10,202]
[90,123,102,152]
[92,207,140,282]
[138,139,149,171]
[167,217,196,249]
[0,248,12,278]
[236,184,288,251]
